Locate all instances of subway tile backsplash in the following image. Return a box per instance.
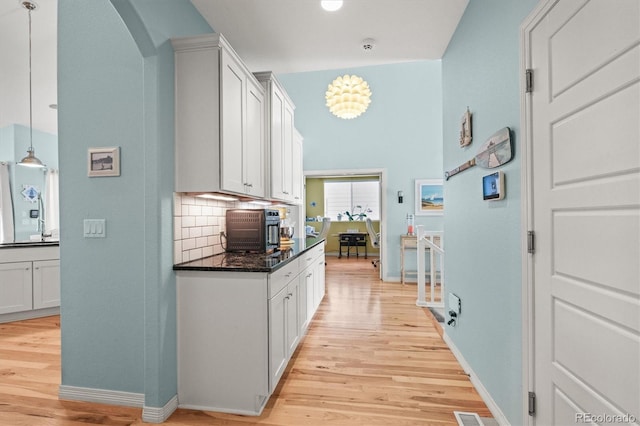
[173,193,254,264]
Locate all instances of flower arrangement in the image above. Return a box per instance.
[343,205,372,221]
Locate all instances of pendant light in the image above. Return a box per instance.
[18,1,44,168]
[325,74,372,119]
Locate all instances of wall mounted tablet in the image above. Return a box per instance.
[482,171,505,201]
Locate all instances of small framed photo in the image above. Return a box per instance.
[88,147,120,177]
[415,179,444,216]
[459,107,472,147]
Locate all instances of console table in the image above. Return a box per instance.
[338,232,367,259]
[400,233,442,284]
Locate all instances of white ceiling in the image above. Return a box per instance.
[192,0,469,74]
[0,0,468,137]
[0,0,58,136]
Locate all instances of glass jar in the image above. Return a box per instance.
[406,213,415,236]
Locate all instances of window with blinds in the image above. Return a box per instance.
[324,181,380,221]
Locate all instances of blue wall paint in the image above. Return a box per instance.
[59,0,147,394]
[58,0,210,408]
[442,0,537,423]
[279,62,444,278]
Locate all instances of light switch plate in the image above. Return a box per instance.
[84,219,106,238]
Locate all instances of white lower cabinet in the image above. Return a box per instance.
[314,255,326,311]
[268,275,301,392]
[0,262,33,315]
[0,246,60,322]
[33,260,61,309]
[177,244,325,416]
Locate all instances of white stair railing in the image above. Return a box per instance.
[416,225,444,308]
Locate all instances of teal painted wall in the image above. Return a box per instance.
[58,0,210,408]
[442,0,537,423]
[279,62,444,278]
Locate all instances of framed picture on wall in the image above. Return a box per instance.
[415,179,444,216]
[88,147,120,177]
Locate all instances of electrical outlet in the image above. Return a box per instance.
[449,293,461,315]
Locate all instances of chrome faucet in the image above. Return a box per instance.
[37,193,51,242]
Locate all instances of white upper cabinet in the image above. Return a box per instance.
[254,72,299,204]
[173,34,265,197]
[291,129,303,205]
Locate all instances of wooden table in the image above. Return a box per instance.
[338,232,367,259]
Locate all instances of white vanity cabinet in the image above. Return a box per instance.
[33,259,61,309]
[173,34,265,197]
[0,261,33,315]
[254,72,298,204]
[176,243,326,416]
[0,245,60,322]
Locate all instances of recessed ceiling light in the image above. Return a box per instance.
[321,0,343,12]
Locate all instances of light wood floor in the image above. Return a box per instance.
[0,257,491,425]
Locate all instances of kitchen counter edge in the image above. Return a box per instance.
[173,238,325,273]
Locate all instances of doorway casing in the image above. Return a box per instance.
[304,168,387,280]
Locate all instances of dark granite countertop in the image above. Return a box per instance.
[0,241,60,249]
[173,238,324,273]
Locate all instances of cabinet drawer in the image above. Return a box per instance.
[269,260,298,298]
[299,244,322,271]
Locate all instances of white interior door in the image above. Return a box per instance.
[527,0,639,424]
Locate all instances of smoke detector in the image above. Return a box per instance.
[362,38,375,52]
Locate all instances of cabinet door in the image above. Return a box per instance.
[268,286,288,392]
[281,102,294,200]
[245,78,266,197]
[220,48,246,194]
[33,260,60,309]
[0,262,33,314]
[304,267,315,326]
[286,279,300,355]
[270,87,286,199]
[314,256,326,311]
[291,130,303,205]
[297,273,309,333]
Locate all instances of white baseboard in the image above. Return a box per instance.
[143,394,178,423]
[59,385,144,407]
[443,333,510,426]
[0,307,59,324]
[59,385,178,424]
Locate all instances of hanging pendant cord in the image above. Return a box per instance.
[28,6,34,152]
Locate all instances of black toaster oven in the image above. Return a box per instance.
[225,209,280,253]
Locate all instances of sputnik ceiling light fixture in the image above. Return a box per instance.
[18,0,44,168]
[325,74,372,119]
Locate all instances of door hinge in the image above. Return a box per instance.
[528,391,536,416]
[527,231,535,254]
[525,69,533,93]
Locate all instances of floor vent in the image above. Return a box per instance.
[454,411,484,426]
